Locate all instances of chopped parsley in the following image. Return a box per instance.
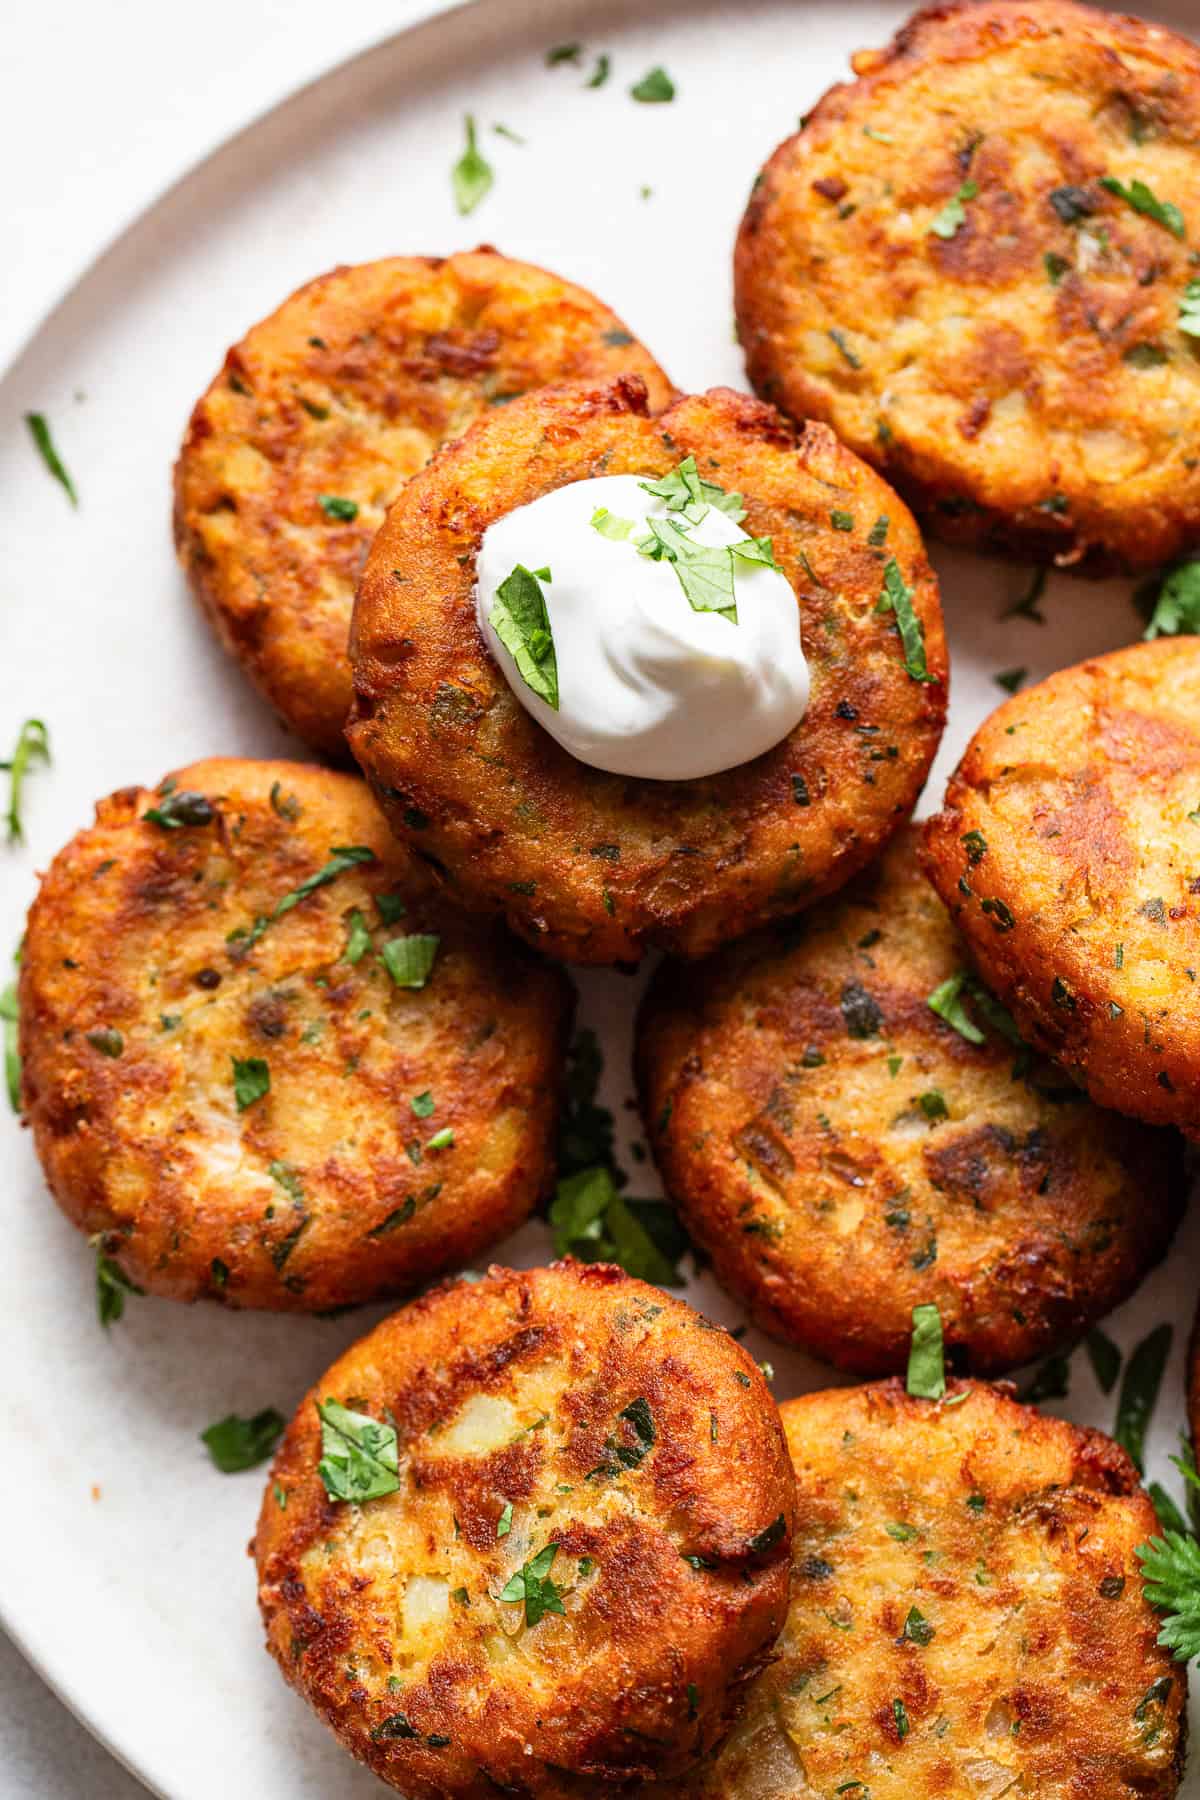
[411,1090,435,1118]
[929,180,977,239]
[630,66,675,103]
[427,1127,455,1150]
[1085,1327,1122,1395]
[499,1543,566,1626]
[877,558,936,683]
[1100,174,1185,238]
[95,1243,143,1328]
[380,932,440,989]
[545,41,581,64]
[228,845,377,953]
[926,971,983,1044]
[232,1055,270,1111]
[318,494,358,522]
[25,412,77,505]
[902,1606,934,1646]
[316,1398,401,1502]
[1138,1533,1200,1663]
[497,1501,513,1538]
[906,1303,945,1400]
[2,718,50,844]
[490,564,559,708]
[1179,281,1200,336]
[0,973,18,1111]
[452,115,493,216]
[892,1697,911,1740]
[549,1164,687,1287]
[993,666,1027,694]
[201,1408,285,1473]
[586,54,610,89]
[344,909,371,964]
[1142,558,1200,639]
[86,1027,123,1058]
[142,789,216,830]
[1115,1322,1172,1474]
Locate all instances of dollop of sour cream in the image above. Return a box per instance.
[474,470,809,781]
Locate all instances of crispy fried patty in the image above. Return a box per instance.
[348,378,947,966]
[173,250,673,754]
[253,1262,796,1797]
[637,826,1184,1377]
[734,0,1200,573]
[19,759,571,1310]
[923,637,1200,1138]
[669,1380,1186,1799]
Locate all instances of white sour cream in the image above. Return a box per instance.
[474,472,809,781]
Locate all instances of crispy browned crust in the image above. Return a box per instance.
[637,824,1184,1377]
[348,378,947,966]
[252,1261,796,1796]
[923,637,1200,1138]
[668,1380,1186,1798]
[173,249,674,755]
[18,759,572,1309]
[734,0,1200,573]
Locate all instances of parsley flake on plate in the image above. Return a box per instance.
[490,564,559,708]
[25,412,78,505]
[94,1241,143,1329]
[201,1408,285,1473]
[1114,1322,1172,1473]
[2,717,50,844]
[0,972,18,1112]
[499,1543,567,1626]
[452,114,493,216]
[316,1399,401,1503]
[630,66,675,103]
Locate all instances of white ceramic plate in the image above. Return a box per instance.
[2,0,1198,1793]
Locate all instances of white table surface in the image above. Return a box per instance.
[1,6,442,1791]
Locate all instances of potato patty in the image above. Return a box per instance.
[19,758,572,1310]
[668,1380,1185,1799]
[637,826,1183,1377]
[253,1261,796,1796]
[348,378,947,966]
[923,637,1200,1138]
[173,250,673,754]
[734,0,1200,573]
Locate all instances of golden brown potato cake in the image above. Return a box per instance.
[734,0,1200,573]
[253,1261,796,1797]
[349,377,947,966]
[173,250,673,755]
[637,825,1184,1377]
[19,758,572,1310]
[667,1380,1186,1800]
[924,637,1200,1139]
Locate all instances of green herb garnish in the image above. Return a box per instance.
[1100,174,1185,238]
[490,564,559,708]
[201,1408,285,1473]
[591,506,635,540]
[499,1543,566,1625]
[929,180,978,239]
[1086,1327,1122,1395]
[142,790,216,830]
[877,559,936,683]
[380,933,440,989]
[1114,1323,1172,1473]
[1179,281,1200,336]
[96,1243,143,1328]
[318,494,359,521]
[344,909,371,964]
[2,718,50,844]
[630,67,674,103]
[927,971,984,1045]
[232,1055,270,1111]
[229,844,377,953]
[452,115,493,215]
[316,1399,401,1503]
[906,1303,945,1400]
[1138,1535,1200,1662]
[25,413,77,505]
[0,975,18,1111]
[1143,558,1200,639]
